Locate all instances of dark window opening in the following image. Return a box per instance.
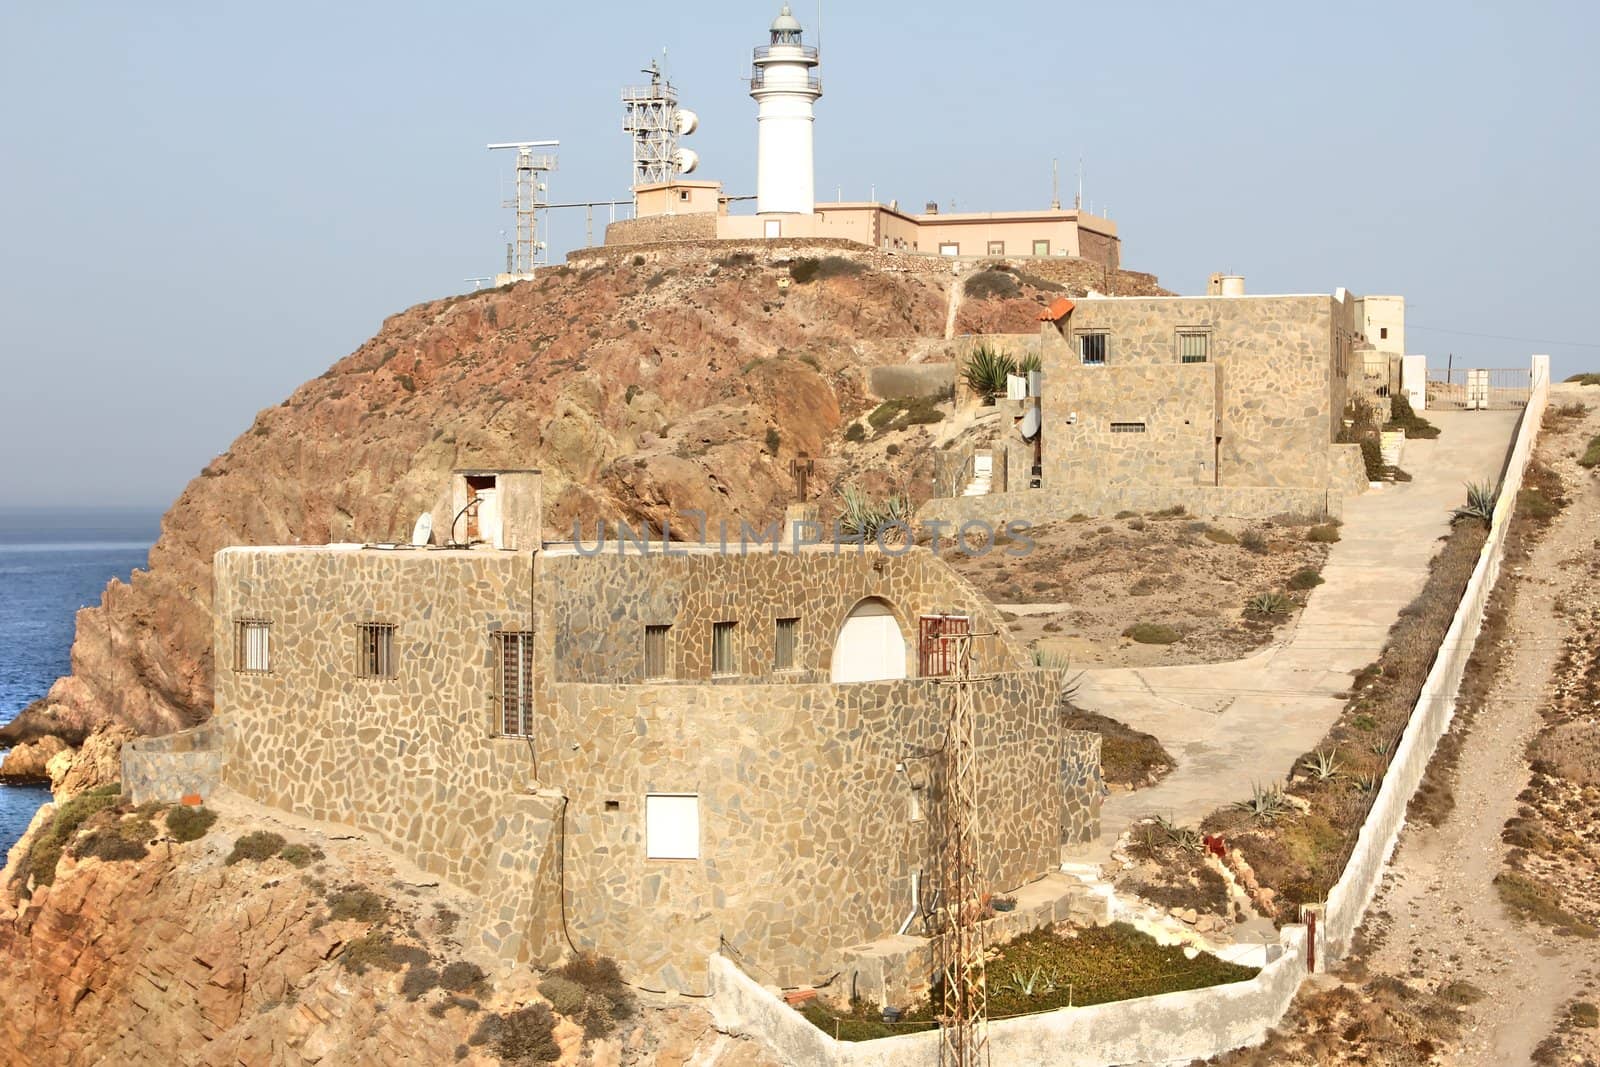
[496,631,535,736]
[357,623,397,679]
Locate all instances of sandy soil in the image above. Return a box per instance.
[941,515,1332,668]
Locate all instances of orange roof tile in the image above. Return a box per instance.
[1038,297,1076,322]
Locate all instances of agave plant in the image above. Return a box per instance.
[1018,351,1043,374]
[838,484,910,543]
[1299,747,1342,781]
[1248,591,1291,616]
[963,344,1018,404]
[1233,782,1294,824]
[1453,480,1497,525]
[1152,814,1205,854]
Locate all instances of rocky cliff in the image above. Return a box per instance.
[2,246,1165,763]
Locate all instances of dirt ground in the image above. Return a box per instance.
[1210,390,1600,1066]
[941,514,1333,668]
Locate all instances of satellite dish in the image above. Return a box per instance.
[410,512,434,547]
[674,148,700,175]
[1020,407,1041,442]
[675,109,699,136]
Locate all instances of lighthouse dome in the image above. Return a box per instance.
[771,5,802,34]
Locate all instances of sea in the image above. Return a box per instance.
[0,509,160,856]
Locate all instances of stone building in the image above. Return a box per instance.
[920,285,1395,524]
[145,472,1104,993]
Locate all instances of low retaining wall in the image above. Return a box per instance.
[1321,355,1550,957]
[121,721,227,806]
[710,928,1307,1067]
[917,483,1341,527]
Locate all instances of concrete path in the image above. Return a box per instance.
[1075,410,1520,861]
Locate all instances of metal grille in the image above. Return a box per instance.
[712,621,737,676]
[643,624,671,680]
[774,617,799,671]
[919,615,971,677]
[1426,367,1531,410]
[1078,333,1107,365]
[356,623,396,679]
[234,620,271,674]
[1178,332,1209,363]
[497,631,535,737]
[1110,422,1147,434]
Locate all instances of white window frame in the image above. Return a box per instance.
[645,794,700,860]
[1078,332,1108,365]
[234,619,271,674]
[1178,330,1210,364]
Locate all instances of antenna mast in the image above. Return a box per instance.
[487,141,559,278]
[623,57,699,199]
[1075,157,1083,211]
[1051,158,1061,211]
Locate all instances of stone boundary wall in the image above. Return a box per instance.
[708,927,1309,1067]
[121,721,227,806]
[1061,731,1103,849]
[1321,355,1550,957]
[603,213,717,246]
[915,484,1341,527]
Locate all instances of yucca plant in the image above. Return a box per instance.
[1247,591,1290,616]
[1299,747,1342,781]
[838,484,910,543]
[1152,814,1205,854]
[1233,782,1294,824]
[963,344,1018,404]
[1018,351,1043,374]
[1453,480,1497,525]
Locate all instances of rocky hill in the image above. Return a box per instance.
[1,244,1167,771]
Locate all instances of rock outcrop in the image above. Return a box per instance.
[0,735,67,783]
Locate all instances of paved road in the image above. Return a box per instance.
[1075,409,1520,861]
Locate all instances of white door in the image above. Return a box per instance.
[830,599,908,683]
[475,488,501,548]
[764,219,783,239]
[939,242,960,257]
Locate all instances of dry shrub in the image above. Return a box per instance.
[225,831,285,866]
[1063,709,1174,788]
[165,805,217,843]
[1531,723,1600,786]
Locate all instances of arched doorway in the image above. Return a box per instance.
[830,598,908,683]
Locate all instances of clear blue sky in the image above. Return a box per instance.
[2,1,1596,508]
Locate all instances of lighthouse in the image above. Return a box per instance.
[751,4,822,216]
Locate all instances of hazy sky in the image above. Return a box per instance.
[2,2,1597,509]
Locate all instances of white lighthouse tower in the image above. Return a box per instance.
[751,4,822,216]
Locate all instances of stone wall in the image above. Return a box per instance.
[211,542,1091,992]
[1075,228,1121,272]
[603,213,717,247]
[121,720,227,806]
[1061,729,1103,849]
[917,483,1343,527]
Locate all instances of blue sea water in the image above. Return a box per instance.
[0,509,159,856]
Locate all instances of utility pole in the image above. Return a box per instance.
[934,629,992,1067]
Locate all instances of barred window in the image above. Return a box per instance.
[774,617,799,671]
[643,624,671,680]
[1078,333,1107,365]
[497,631,535,737]
[234,620,271,674]
[1178,332,1209,363]
[356,623,397,679]
[712,621,737,676]
[918,614,971,677]
[1110,422,1147,434]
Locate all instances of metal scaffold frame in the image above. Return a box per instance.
[622,60,681,190]
[933,630,993,1067]
[487,141,559,277]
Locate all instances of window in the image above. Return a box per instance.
[918,615,971,677]
[1379,327,1389,340]
[1032,239,1050,256]
[234,620,271,674]
[1110,422,1147,434]
[1078,333,1107,365]
[712,621,738,676]
[774,617,799,671]
[643,624,671,680]
[496,631,535,737]
[938,242,960,257]
[356,623,397,679]
[645,794,700,859]
[764,219,782,239]
[987,240,1005,256]
[679,190,690,202]
[1178,332,1209,364]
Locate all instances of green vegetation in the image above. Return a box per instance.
[1018,351,1043,374]
[764,426,781,455]
[278,843,323,868]
[1233,782,1295,824]
[327,887,388,923]
[962,343,1018,404]
[471,1004,561,1063]
[963,269,1022,300]
[225,830,286,866]
[72,813,153,865]
[843,422,866,443]
[1494,872,1599,937]
[1384,393,1441,439]
[789,256,865,284]
[1572,1002,1600,1028]
[838,484,909,541]
[1288,567,1325,591]
[866,396,945,432]
[1240,528,1269,554]
[17,783,122,889]
[165,805,218,843]
[1306,524,1341,543]
[1299,748,1343,782]
[1123,622,1183,645]
[1247,591,1291,617]
[339,932,430,975]
[800,923,1257,1040]
[1063,709,1175,788]
[1580,433,1600,469]
[1565,372,1600,386]
[543,953,635,1038]
[1453,481,1498,525]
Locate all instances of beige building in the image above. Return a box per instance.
[608,181,1122,270]
[133,470,1104,993]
